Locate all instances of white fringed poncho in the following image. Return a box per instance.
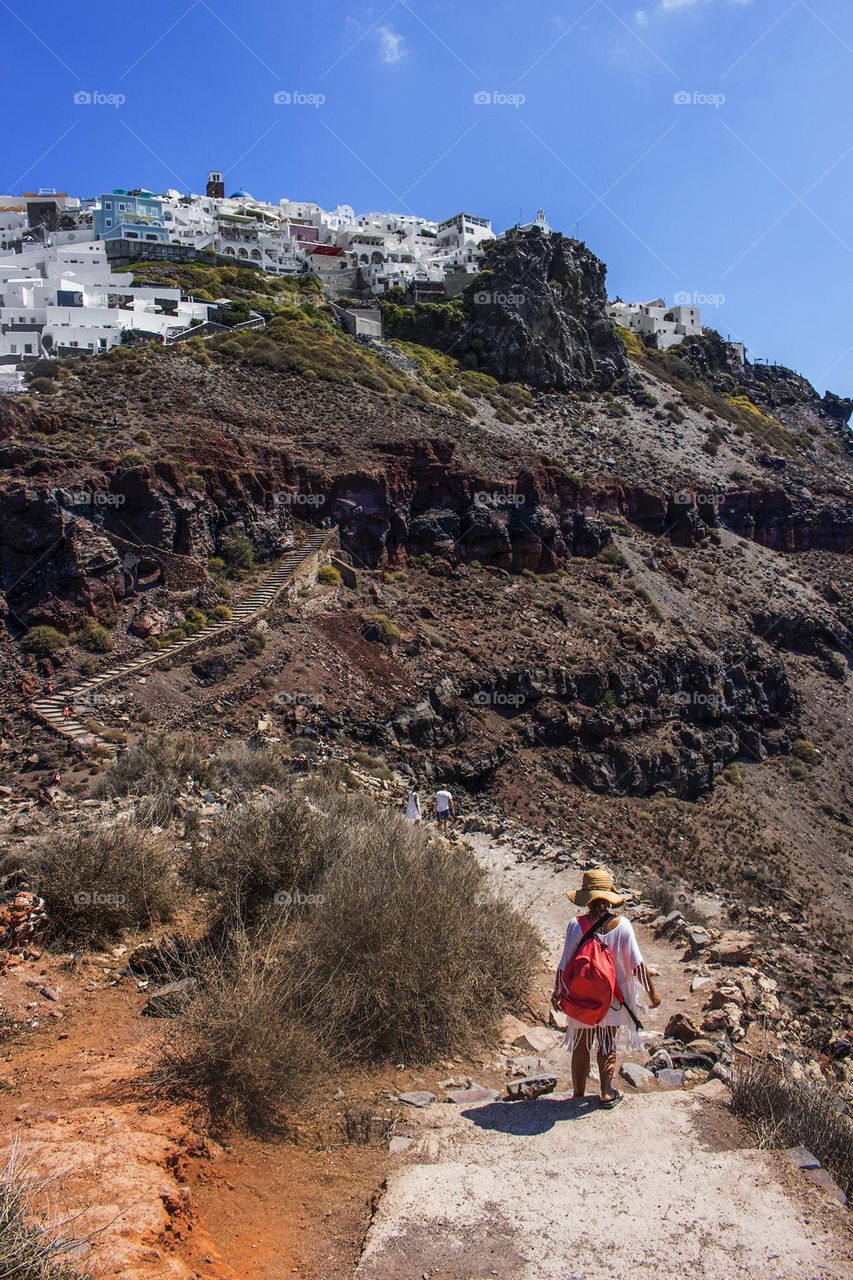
[557,914,646,1053]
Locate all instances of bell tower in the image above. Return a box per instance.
[206,170,225,199]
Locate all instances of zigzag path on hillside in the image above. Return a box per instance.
[31,527,337,751]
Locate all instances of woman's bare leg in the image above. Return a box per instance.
[571,1036,591,1097]
[597,1029,617,1101]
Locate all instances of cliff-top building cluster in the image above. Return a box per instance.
[0,174,704,375]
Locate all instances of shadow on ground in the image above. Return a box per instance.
[462,1094,600,1135]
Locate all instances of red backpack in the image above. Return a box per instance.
[559,915,625,1026]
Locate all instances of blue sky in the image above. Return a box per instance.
[1,0,851,398]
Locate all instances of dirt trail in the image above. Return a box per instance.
[356,836,853,1280]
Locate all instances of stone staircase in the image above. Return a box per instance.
[32,527,337,751]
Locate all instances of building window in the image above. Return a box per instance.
[105,218,112,227]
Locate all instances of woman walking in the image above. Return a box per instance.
[552,867,660,1110]
[404,786,422,822]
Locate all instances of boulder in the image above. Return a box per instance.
[665,1013,701,1043]
[648,1049,674,1073]
[786,1147,820,1171]
[710,932,753,964]
[620,1062,656,1089]
[498,1014,531,1045]
[512,1026,559,1054]
[446,1086,501,1105]
[505,1075,558,1101]
[397,1091,435,1108]
[655,1068,685,1088]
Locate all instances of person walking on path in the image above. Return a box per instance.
[435,786,455,829]
[404,787,422,822]
[552,867,660,1110]
[62,704,70,723]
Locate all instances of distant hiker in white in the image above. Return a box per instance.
[404,787,422,822]
[434,786,455,829]
[552,867,660,1110]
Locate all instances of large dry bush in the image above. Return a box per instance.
[153,925,325,1132]
[31,822,178,946]
[94,734,211,824]
[193,783,374,926]
[731,1056,853,1202]
[157,782,539,1130]
[0,1143,93,1280]
[299,810,541,1062]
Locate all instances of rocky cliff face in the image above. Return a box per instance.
[4,447,852,628]
[675,331,853,435]
[387,228,628,392]
[0,464,292,627]
[321,647,796,800]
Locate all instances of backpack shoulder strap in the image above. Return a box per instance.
[574,912,613,952]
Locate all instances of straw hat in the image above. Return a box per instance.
[565,866,625,908]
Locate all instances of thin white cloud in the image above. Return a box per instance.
[656,0,751,11]
[377,25,408,63]
[635,8,650,26]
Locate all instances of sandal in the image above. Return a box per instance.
[600,1090,624,1110]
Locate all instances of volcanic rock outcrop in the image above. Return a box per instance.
[388,227,628,392]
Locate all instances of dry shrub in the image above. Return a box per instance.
[731,1056,853,1202]
[0,1143,93,1279]
[31,822,178,945]
[194,784,374,926]
[159,782,540,1130]
[337,1105,398,1146]
[208,741,290,791]
[642,875,711,926]
[94,734,211,823]
[301,813,540,1062]
[153,926,325,1133]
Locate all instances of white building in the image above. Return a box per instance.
[0,241,213,361]
[434,212,495,273]
[607,298,703,351]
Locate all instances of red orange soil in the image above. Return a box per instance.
[0,961,387,1279]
